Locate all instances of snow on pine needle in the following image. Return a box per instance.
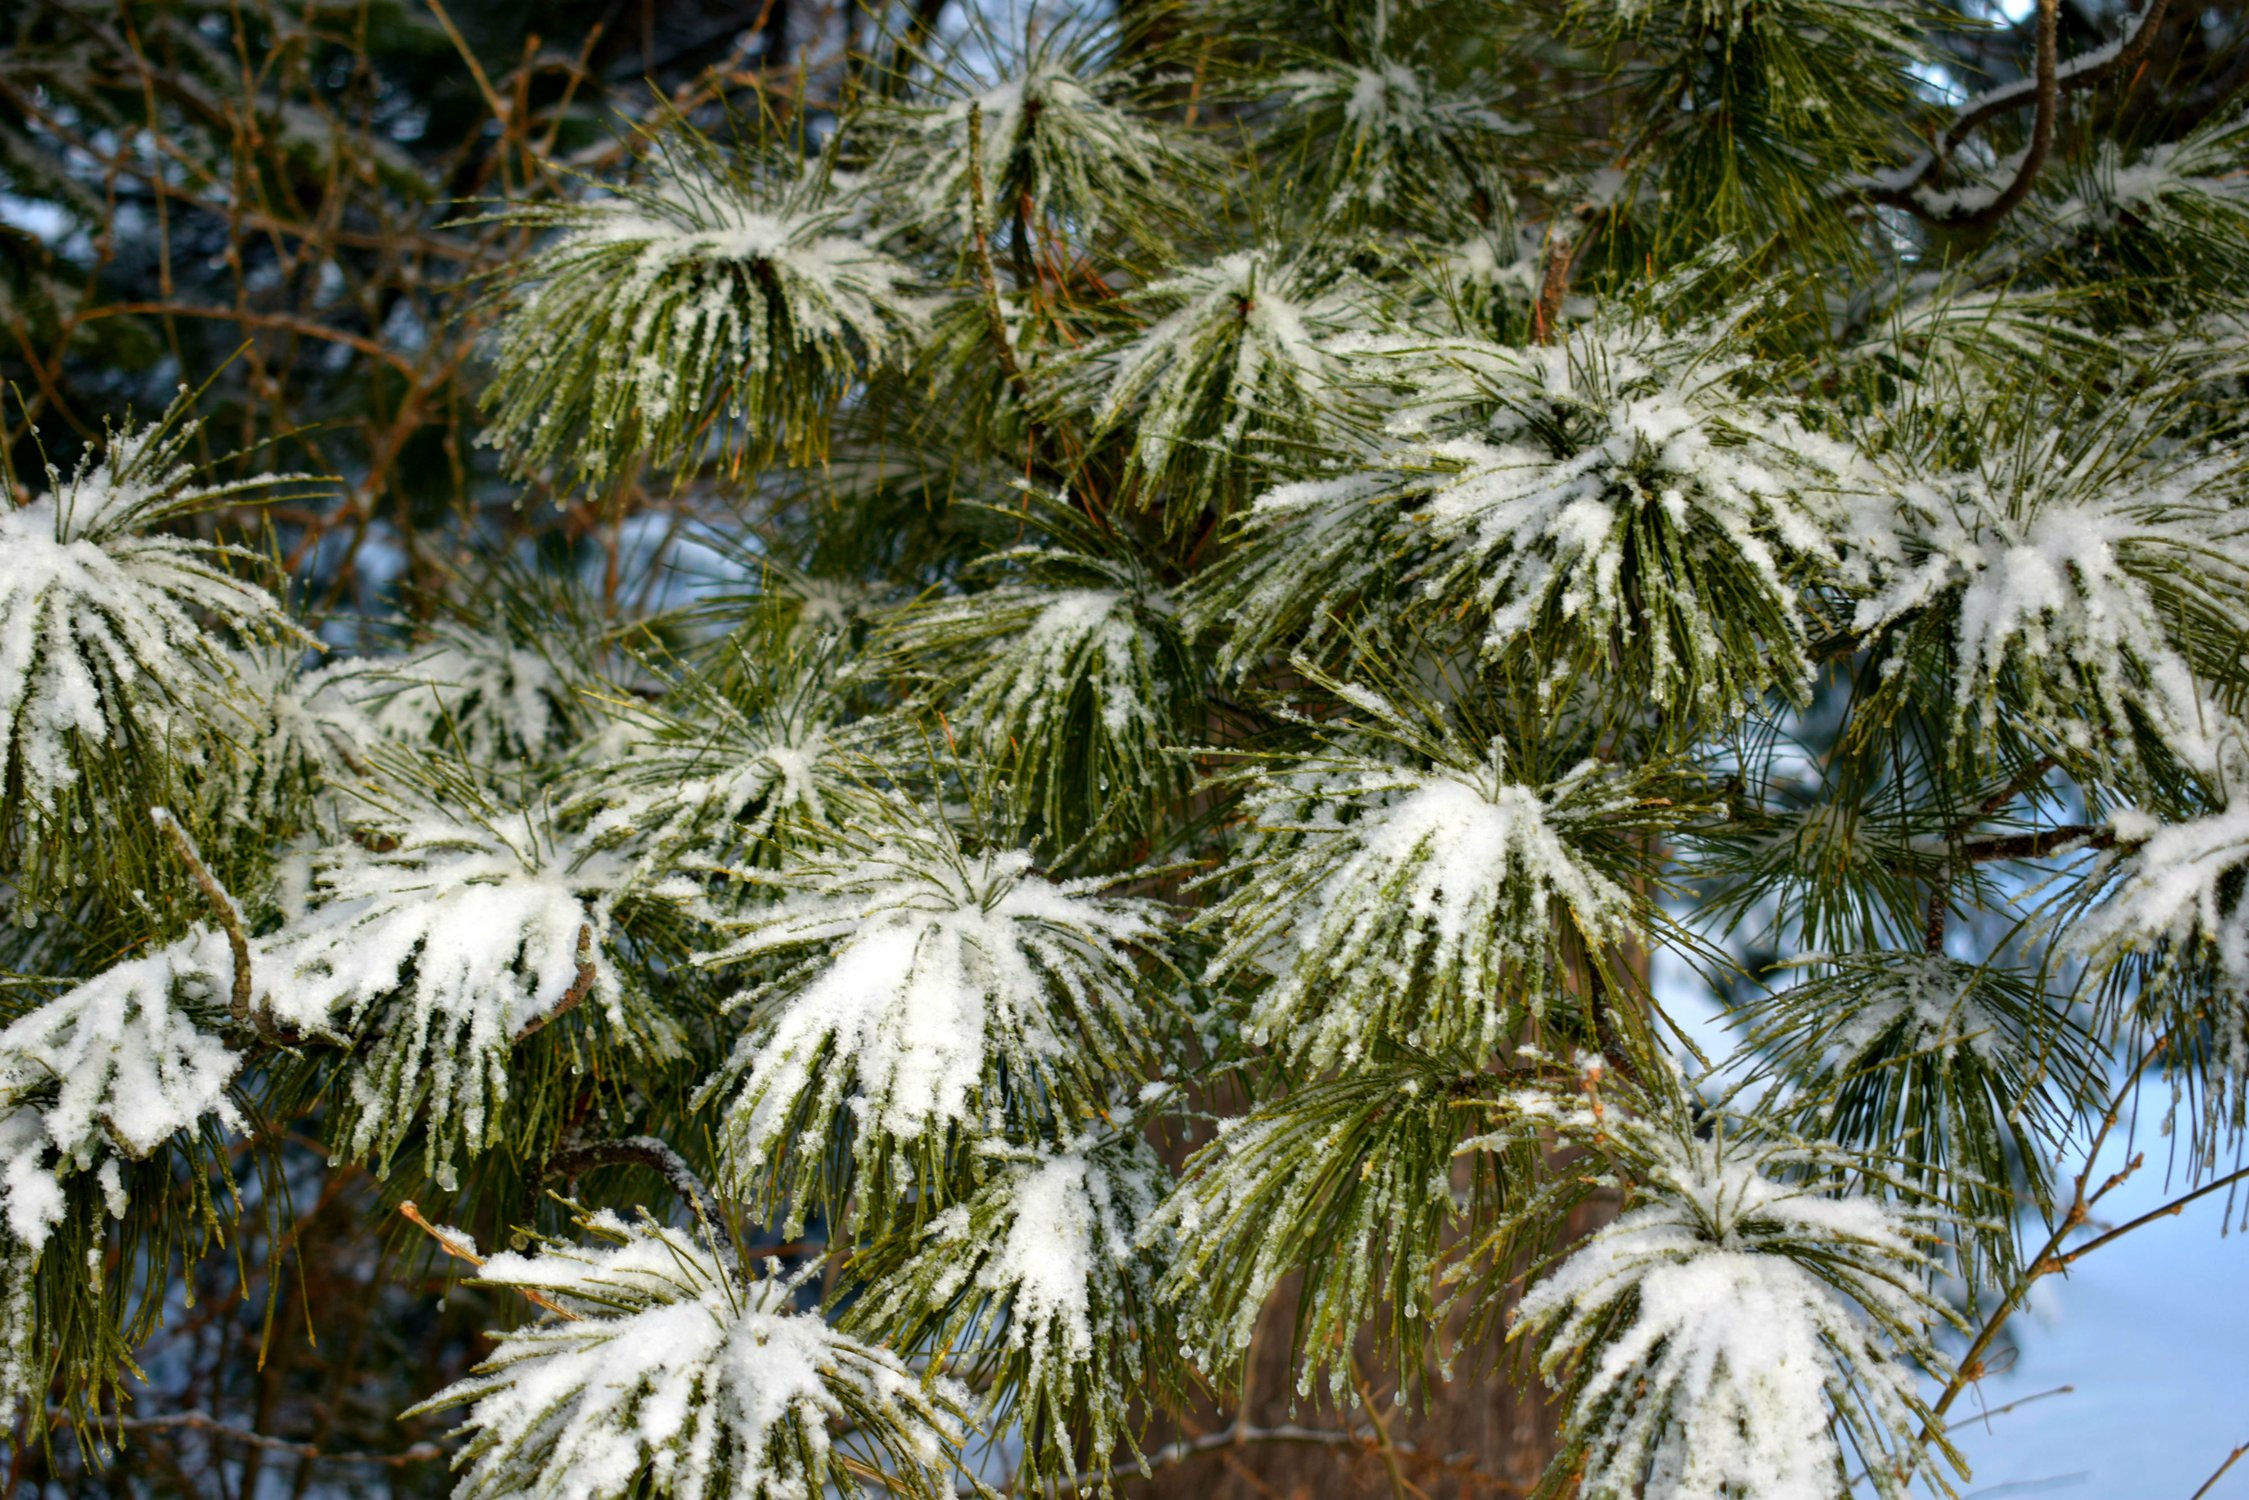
[0,928,243,1253]
[1498,1106,1963,1500]
[874,515,1194,850]
[2074,798,2249,1106]
[883,32,1195,243]
[850,1131,1169,1487]
[693,805,1161,1229]
[1739,951,2102,1286]
[1073,248,1361,524]
[258,769,644,1185]
[1401,300,1853,707]
[482,130,924,479]
[1204,673,1658,1070]
[2035,105,2249,281]
[331,628,583,768]
[1273,51,1525,225]
[209,644,379,829]
[1846,399,2249,776]
[575,632,874,872]
[409,1209,969,1500]
[0,406,309,829]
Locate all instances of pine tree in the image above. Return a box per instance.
[5,1,2249,1497]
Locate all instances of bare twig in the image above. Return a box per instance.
[1863,0,2174,214]
[2058,1162,2249,1267]
[44,1410,446,1467]
[1921,1032,2170,1438]
[398,1201,580,1320]
[1532,227,1577,347]
[1957,824,2115,863]
[2189,1438,2249,1500]
[965,104,1032,406]
[150,807,254,1030]
[986,1424,1453,1498]
[1949,0,2062,230]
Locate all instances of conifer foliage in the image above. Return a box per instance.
[5,1,2249,1496]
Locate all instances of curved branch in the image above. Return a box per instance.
[511,923,598,1043]
[1957,0,2061,229]
[1862,0,2172,219]
[543,1136,745,1285]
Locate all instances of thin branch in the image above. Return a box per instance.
[965,104,1032,406]
[44,1410,446,1467]
[1957,824,2114,863]
[2058,1162,2249,1267]
[2189,1439,2249,1500]
[1922,1033,2167,1437]
[150,807,254,1031]
[543,1136,744,1285]
[1532,226,1577,347]
[1947,0,2062,230]
[511,923,598,1043]
[994,1424,1450,1498]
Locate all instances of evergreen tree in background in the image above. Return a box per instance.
[4,0,2249,1495]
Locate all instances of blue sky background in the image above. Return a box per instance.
[1934,1127,2249,1500]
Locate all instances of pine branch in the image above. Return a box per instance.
[1863,0,2174,217]
[1955,0,2062,230]
[149,807,256,1035]
[966,104,1035,414]
[510,924,598,1043]
[1957,825,2114,862]
[398,1203,581,1322]
[2190,1440,2249,1500]
[46,1410,447,1467]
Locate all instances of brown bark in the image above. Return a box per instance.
[1127,1190,1618,1500]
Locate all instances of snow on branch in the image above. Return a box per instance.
[481,131,924,479]
[408,1209,969,1500]
[1845,405,2249,776]
[257,781,650,1186]
[0,406,307,835]
[0,929,244,1254]
[852,1132,1169,1487]
[692,806,1161,1232]
[1500,1108,1964,1500]
[1203,672,1662,1071]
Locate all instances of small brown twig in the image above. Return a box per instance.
[151,807,255,1031]
[512,923,598,1043]
[965,104,1032,408]
[1951,0,2062,230]
[43,1409,446,1468]
[399,1201,580,1320]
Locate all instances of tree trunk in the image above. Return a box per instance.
[1126,1190,1617,1500]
